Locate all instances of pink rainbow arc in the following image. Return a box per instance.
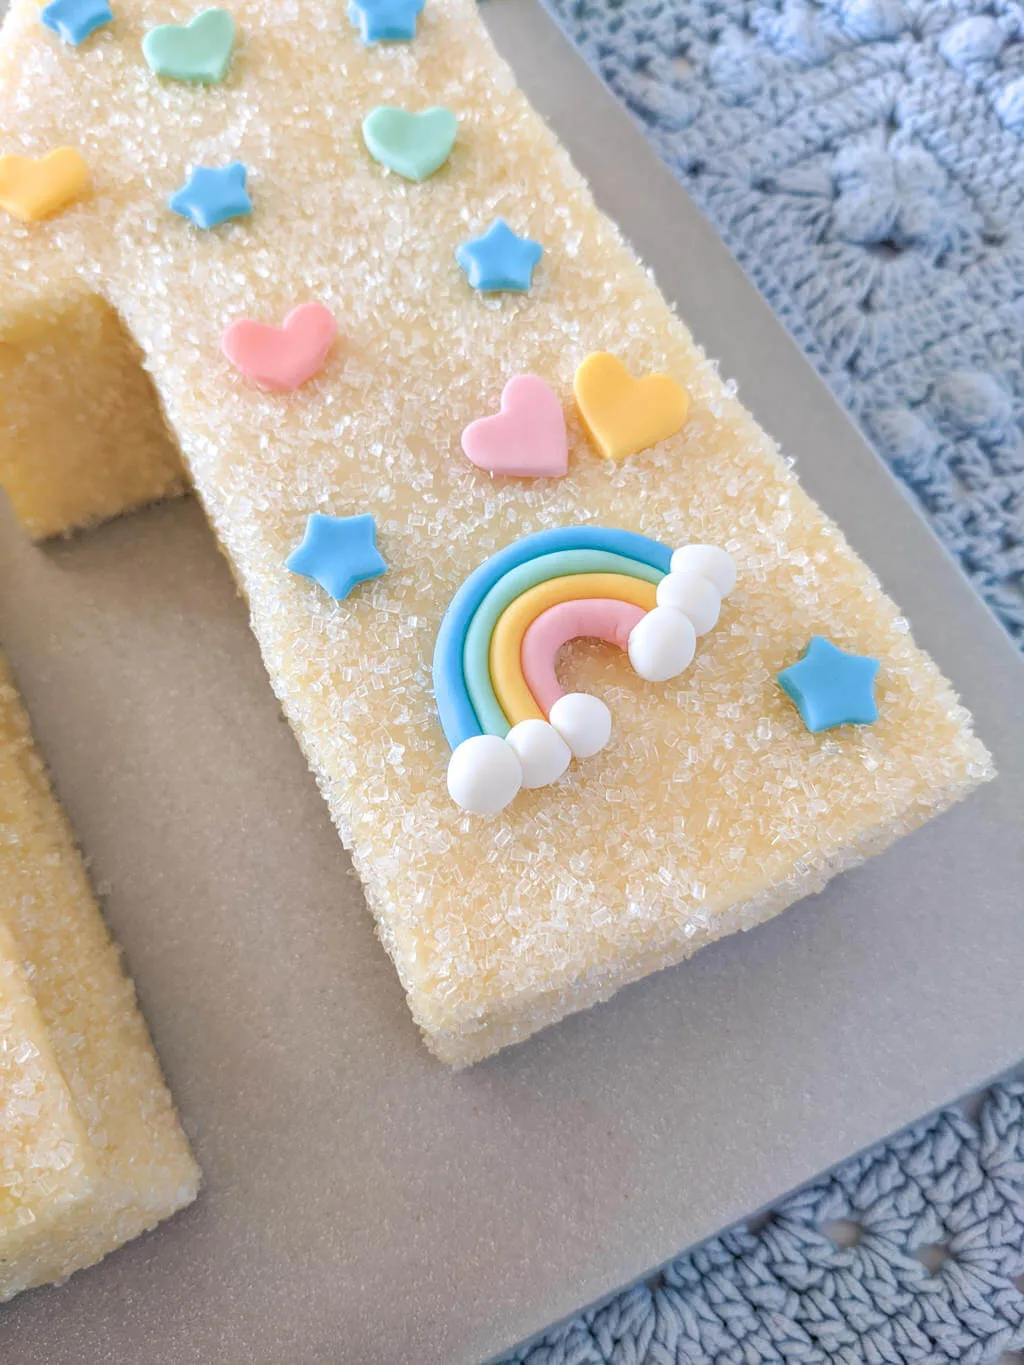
[521,598,646,716]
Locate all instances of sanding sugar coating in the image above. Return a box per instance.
[0,0,994,1065]
[0,658,199,1299]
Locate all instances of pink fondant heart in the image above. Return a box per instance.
[461,374,568,478]
[221,302,337,391]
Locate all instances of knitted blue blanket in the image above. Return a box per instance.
[502,1082,1024,1362]
[543,0,1024,648]
[499,3,1024,1360]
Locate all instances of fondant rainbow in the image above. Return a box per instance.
[434,528,737,815]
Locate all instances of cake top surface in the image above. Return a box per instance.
[0,0,991,1036]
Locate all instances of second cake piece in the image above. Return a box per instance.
[0,656,200,1300]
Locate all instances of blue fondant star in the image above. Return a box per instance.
[347,0,424,43]
[455,218,543,293]
[286,513,387,601]
[40,0,113,45]
[777,636,880,733]
[169,162,252,229]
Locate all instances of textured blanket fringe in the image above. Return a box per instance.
[502,1081,1024,1363]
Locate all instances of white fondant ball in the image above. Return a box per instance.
[506,719,572,789]
[656,570,721,635]
[628,606,697,682]
[446,734,522,815]
[548,693,612,759]
[670,544,737,597]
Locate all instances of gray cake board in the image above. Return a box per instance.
[0,1,1021,1361]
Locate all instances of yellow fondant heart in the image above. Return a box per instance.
[0,148,89,223]
[574,351,689,461]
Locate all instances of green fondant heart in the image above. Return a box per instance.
[142,8,235,84]
[361,106,458,183]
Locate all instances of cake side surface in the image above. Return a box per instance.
[0,919,100,1262]
[0,0,992,1062]
[0,657,199,1299]
[0,280,186,538]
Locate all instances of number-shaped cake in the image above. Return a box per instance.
[0,0,992,1070]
